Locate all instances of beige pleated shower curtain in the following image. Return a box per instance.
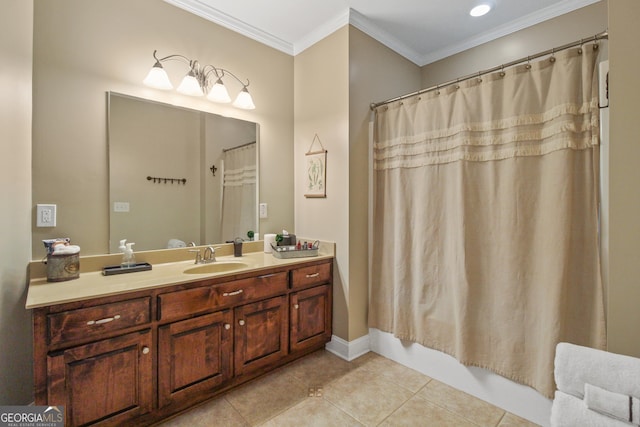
[369,44,606,397]
[220,143,256,241]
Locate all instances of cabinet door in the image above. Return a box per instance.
[290,284,332,353]
[234,296,288,376]
[47,329,152,427]
[158,310,233,407]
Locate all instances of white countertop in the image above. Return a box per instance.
[26,242,334,309]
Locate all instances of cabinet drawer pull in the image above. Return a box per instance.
[142,346,150,355]
[257,273,277,280]
[224,323,231,330]
[86,314,121,326]
[306,273,320,278]
[222,289,244,297]
[238,319,245,326]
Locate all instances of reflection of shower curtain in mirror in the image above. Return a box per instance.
[220,143,256,241]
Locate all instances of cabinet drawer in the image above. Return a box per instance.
[47,297,151,345]
[291,262,332,290]
[159,272,288,322]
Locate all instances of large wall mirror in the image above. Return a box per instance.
[108,92,259,253]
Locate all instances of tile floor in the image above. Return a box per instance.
[157,350,541,427]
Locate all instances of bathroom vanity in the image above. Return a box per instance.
[27,242,333,426]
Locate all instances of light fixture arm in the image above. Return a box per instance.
[215,68,250,89]
[144,50,255,109]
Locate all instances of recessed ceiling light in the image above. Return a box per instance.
[470,4,491,17]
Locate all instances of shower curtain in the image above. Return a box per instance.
[220,143,256,241]
[370,45,606,397]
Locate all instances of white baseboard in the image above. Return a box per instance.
[368,328,552,427]
[325,334,371,361]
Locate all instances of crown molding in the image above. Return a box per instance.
[165,0,601,66]
[164,0,294,55]
[418,0,602,65]
[293,9,350,56]
[347,9,423,65]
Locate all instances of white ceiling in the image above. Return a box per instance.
[164,0,601,66]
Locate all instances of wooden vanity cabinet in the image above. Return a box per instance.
[234,295,289,376]
[33,292,154,427]
[32,258,333,426]
[290,262,333,353]
[157,310,233,408]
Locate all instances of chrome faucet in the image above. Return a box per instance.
[189,246,221,264]
[203,246,217,263]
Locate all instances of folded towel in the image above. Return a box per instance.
[167,239,186,249]
[555,343,640,399]
[585,383,640,425]
[551,391,631,427]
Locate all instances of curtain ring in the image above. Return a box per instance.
[549,48,556,63]
[525,56,532,70]
[499,65,506,78]
[476,72,482,83]
[435,85,440,95]
[578,38,583,54]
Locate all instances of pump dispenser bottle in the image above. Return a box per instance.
[122,242,136,268]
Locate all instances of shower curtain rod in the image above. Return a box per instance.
[370,30,608,110]
[222,141,256,152]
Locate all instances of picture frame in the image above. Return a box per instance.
[304,134,327,198]
[305,150,326,198]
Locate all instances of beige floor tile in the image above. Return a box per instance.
[225,371,308,426]
[323,366,414,426]
[356,354,431,393]
[284,350,355,387]
[156,396,249,427]
[379,395,478,427]
[418,380,505,427]
[261,397,363,427]
[498,412,542,427]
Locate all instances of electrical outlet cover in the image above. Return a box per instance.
[36,204,57,227]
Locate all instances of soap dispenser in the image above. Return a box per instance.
[119,239,127,253]
[122,242,136,268]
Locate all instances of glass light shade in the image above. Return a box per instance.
[207,79,231,103]
[232,87,256,110]
[176,71,204,96]
[143,63,173,90]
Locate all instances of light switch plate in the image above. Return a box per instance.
[36,204,57,227]
[259,203,268,219]
[113,202,130,212]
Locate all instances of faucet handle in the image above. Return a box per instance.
[188,249,202,264]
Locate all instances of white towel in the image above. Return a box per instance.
[551,391,632,427]
[554,343,640,399]
[167,239,186,249]
[584,383,640,426]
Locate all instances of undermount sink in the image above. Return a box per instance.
[183,262,248,275]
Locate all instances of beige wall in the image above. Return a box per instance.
[294,25,421,341]
[0,0,34,404]
[32,0,294,258]
[294,27,351,339]
[608,0,640,357]
[422,1,608,88]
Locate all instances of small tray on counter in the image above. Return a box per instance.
[102,263,152,276]
[271,242,319,259]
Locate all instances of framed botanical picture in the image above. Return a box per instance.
[305,135,327,198]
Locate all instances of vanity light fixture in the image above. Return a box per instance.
[143,50,255,110]
[470,3,492,17]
